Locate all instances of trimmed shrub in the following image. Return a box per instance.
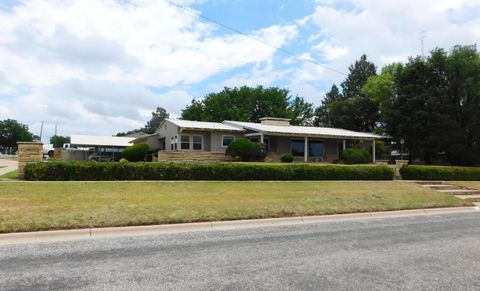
[340,146,372,164]
[226,138,266,161]
[249,143,267,161]
[400,165,480,181]
[280,153,294,163]
[24,162,394,181]
[122,144,149,162]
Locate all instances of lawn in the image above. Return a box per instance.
[0,181,470,233]
[0,170,17,180]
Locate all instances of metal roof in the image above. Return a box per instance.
[223,121,383,139]
[166,119,244,132]
[70,135,135,147]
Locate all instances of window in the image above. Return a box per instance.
[192,136,203,150]
[181,135,190,150]
[222,135,235,147]
[291,140,305,156]
[170,137,174,151]
[292,140,325,157]
[308,141,324,157]
[263,137,270,151]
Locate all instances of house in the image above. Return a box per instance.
[131,117,383,162]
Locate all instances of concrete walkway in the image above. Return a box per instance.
[417,181,480,206]
[0,158,17,176]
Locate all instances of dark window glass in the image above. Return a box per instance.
[192,136,202,150]
[223,136,234,147]
[181,136,190,150]
[309,141,324,157]
[291,140,305,156]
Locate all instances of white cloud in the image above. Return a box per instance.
[0,0,298,138]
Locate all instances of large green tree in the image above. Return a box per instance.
[181,86,314,125]
[315,55,378,131]
[365,45,480,165]
[0,119,34,152]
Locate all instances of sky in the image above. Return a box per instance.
[0,0,479,142]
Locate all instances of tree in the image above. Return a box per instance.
[49,135,70,147]
[341,54,377,99]
[368,45,480,165]
[0,119,34,153]
[117,106,169,136]
[288,96,315,126]
[181,86,314,125]
[143,107,169,134]
[314,84,342,126]
[362,63,404,133]
[314,55,378,131]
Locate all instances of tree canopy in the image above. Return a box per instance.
[181,86,314,125]
[0,119,34,152]
[117,106,170,136]
[49,135,70,148]
[315,54,378,131]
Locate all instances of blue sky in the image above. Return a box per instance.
[0,0,478,141]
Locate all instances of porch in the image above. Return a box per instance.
[248,134,376,163]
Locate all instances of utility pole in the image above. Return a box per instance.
[39,120,44,142]
[419,31,426,57]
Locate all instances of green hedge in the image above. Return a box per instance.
[25,162,394,181]
[400,165,480,180]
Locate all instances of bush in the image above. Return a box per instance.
[24,162,394,181]
[226,138,266,161]
[400,165,480,180]
[122,144,149,162]
[340,146,372,164]
[249,143,267,161]
[280,153,294,163]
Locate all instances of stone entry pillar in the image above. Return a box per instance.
[54,148,62,160]
[17,142,43,179]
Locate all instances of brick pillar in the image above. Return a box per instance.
[54,148,62,160]
[17,142,43,179]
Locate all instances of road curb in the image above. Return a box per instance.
[1,207,478,245]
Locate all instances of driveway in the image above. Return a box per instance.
[0,158,17,176]
[1,212,480,290]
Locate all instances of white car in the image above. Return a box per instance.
[42,144,55,158]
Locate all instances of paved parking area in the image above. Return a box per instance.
[0,158,17,176]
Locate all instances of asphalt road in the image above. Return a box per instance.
[1,212,480,290]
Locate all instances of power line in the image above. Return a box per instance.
[164,0,347,76]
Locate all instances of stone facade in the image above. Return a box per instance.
[54,148,62,160]
[17,142,43,179]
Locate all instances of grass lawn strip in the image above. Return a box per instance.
[0,170,18,180]
[0,181,470,233]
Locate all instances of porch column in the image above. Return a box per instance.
[372,139,376,163]
[260,133,264,144]
[304,136,308,162]
[342,139,346,151]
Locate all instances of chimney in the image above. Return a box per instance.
[259,117,291,126]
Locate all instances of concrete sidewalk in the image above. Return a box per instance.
[1,206,477,246]
[0,158,17,176]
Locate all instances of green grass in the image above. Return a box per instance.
[0,170,17,180]
[0,181,469,233]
